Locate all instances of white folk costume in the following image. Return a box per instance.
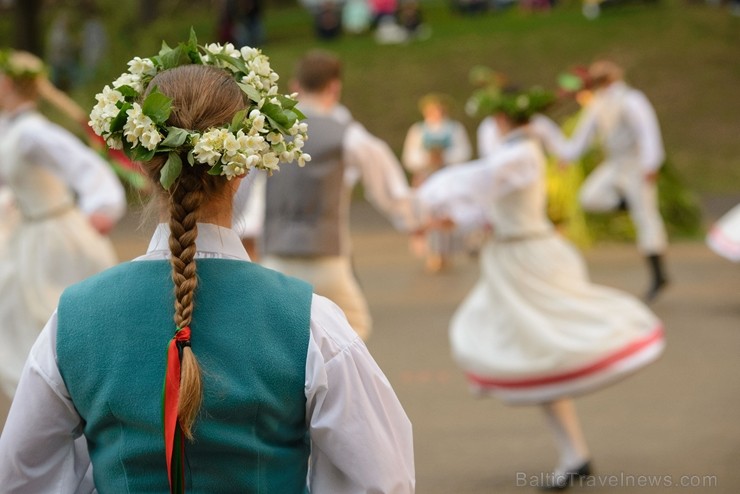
[402,117,472,270]
[402,118,472,180]
[0,224,415,494]
[0,108,125,398]
[417,132,665,405]
[532,81,667,255]
[262,103,420,340]
[707,203,740,262]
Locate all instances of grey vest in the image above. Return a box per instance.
[263,112,349,257]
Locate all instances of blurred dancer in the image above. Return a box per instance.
[417,86,665,490]
[533,60,669,302]
[0,50,126,399]
[261,49,421,340]
[402,93,471,272]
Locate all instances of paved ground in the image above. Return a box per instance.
[2,201,739,493]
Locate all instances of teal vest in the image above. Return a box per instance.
[57,259,312,493]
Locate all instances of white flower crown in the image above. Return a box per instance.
[89,30,310,189]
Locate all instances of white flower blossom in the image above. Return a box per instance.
[222,161,246,180]
[261,152,280,170]
[112,72,143,92]
[106,136,123,150]
[127,57,156,77]
[140,128,162,150]
[240,46,260,60]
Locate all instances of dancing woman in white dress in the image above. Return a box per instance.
[417,86,665,490]
[0,50,126,399]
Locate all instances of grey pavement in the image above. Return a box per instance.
[2,200,739,493]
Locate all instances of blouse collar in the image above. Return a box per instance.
[146,222,249,261]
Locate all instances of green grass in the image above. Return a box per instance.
[2,0,739,197]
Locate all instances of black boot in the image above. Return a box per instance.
[645,253,668,302]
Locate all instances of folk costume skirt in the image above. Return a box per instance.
[450,233,664,405]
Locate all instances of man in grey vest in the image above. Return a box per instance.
[532,59,669,303]
[261,50,421,340]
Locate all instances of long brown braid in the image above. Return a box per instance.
[142,65,247,439]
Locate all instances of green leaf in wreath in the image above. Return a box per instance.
[261,101,290,131]
[160,127,190,148]
[160,152,183,189]
[159,45,190,70]
[142,89,173,124]
[275,94,298,110]
[237,82,262,104]
[229,109,248,132]
[132,145,156,162]
[207,163,222,176]
[116,85,139,99]
[210,52,249,75]
[109,102,132,134]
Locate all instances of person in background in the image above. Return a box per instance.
[402,92,471,272]
[261,49,422,341]
[416,85,665,490]
[0,49,125,400]
[0,35,415,493]
[532,59,670,302]
[218,0,266,47]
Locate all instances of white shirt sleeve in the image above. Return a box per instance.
[20,121,126,222]
[416,143,541,229]
[533,107,598,162]
[476,117,503,159]
[306,295,415,493]
[0,312,95,494]
[344,122,422,232]
[623,90,665,173]
[0,297,415,494]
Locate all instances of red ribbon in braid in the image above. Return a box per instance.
[164,326,191,494]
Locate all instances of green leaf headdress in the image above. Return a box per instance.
[0,49,47,80]
[89,29,311,190]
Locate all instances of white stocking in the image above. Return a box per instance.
[541,398,590,473]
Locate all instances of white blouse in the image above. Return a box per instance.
[0,107,126,222]
[0,224,415,494]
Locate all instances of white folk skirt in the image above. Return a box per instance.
[707,204,740,263]
[450,233,665,405]
[0,208,117,398]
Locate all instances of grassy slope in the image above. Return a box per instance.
[1,0,738,194]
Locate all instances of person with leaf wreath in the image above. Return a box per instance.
[261,49,422,341]
[0,33,415,494]
[0,49,126,401]
[416,86,665,490]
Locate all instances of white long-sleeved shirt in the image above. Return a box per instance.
[417,134,544,233]
[0,106,126,222]
[475,116,504,159]
[532,81,665,173]
[0,223,415,494]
